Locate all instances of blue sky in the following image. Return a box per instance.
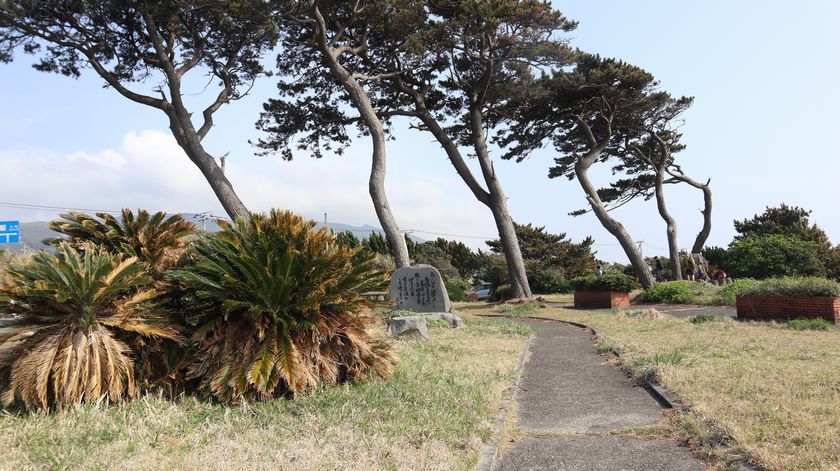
[1,1,839,262]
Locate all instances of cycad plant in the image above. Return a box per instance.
[46,209,196,390]
[0,243,179,410]
[171,210,395,402]
[46,209,195,274]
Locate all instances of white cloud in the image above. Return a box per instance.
[0,129,500,249]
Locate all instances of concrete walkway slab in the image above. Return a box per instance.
[515,319,662,434]
[497,436,705,471]
[493,318,706,471]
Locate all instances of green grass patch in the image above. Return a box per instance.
[784,318,833,331]
[0,319,531,471]
[494,301,541,318]
[638,281,698,304]
[691,313,719,324]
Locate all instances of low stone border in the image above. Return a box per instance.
[473,334,532,471]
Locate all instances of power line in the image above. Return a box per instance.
[0,201,123,214]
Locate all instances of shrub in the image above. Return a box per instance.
[784,318,832,331]
[494,284,514,301]
[477,254,509,290]
[170,210,396,403]
[46,209,195,275]
[713,279,758,305]
[638,281,697,304]
[737,277,840,298]
[0,243,179,410]
[691,312,719,324]
[572,272,640,293]
[725,234,827,279]
[444,278,470,302]
[527,269,572,294]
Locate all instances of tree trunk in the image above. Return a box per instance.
[654,168,682,280]
[413,104,530,297]
[468,106,531,298]
[691,183,713,254]
[576,159,655,289]
[667,170,713,255]
[315,52,409,267]
[165,112,250,220]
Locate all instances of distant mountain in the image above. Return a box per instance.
[0,218,422,254]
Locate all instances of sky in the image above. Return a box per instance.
[1,1,839,262]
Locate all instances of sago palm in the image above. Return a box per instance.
[171,209,395,402]
[0,243,179,410]
[46,209,195,274]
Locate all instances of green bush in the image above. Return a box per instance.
[573,272,640,293]
[638,281,697,304]
[784,318,832,331]
[527,269,572,294]
[713,279,758,305]
[444,278,470,302]
[725,235,827,279]
[737,277,840,298]
[170,210,396,403]
[494,284,514,301]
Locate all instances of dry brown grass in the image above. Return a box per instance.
[0,317,531,470]
[490,305,839,471]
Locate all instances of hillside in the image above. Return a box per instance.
[0,218,422,253]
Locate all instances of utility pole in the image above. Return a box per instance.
[195,212,214,232]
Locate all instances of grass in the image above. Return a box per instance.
[489,304,839,471]
[633,280,758,306]
[783,318,833,331]
[0,317,531,471]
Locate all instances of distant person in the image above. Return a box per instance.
[685,254,697,281]
[596,265,605,277]
[653,256,665,282]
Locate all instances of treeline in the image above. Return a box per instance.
[334,222,598,299]
[702,204,840,280]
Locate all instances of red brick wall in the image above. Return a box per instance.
[574,290,630,309]
[735,295,840,324]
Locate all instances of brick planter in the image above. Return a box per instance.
[736,295,840,324]
[574,290,630,309]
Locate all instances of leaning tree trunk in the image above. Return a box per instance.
[654,168,682,280]
[691,183,713,254]
[165,111,250,220]
[576,159,655,289]
[344,82,410,268]
[667,170,713,255]
[468,106,531,298]
[413,96,532,298]
[314,40,410,267]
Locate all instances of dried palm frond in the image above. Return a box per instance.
[0,243,180,410]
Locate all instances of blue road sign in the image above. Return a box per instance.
[0,220,20,244]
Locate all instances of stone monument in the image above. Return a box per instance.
[388,264,451,313]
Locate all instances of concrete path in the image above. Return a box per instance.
[495,319,705,471]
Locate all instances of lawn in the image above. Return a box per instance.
[0,317,531,471]
[463,301,840,471]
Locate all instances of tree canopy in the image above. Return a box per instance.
[0,0,281,219]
